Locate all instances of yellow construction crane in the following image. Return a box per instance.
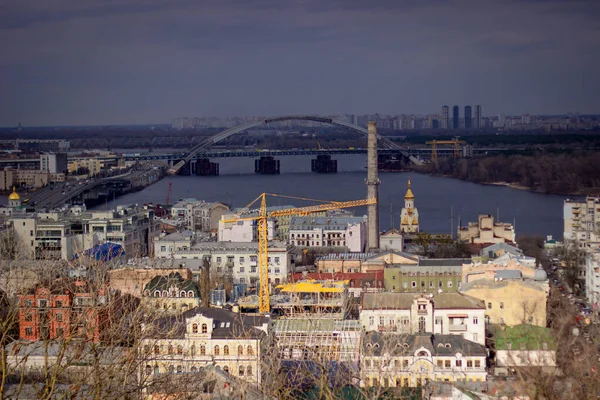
[221,193,377,314]
[425,136,466,161]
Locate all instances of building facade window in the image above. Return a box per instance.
[202,323,207,333]
[193,324,198,333]
[214,345,220,355]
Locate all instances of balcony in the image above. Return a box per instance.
[417,309,427,315]
[225,261,235,268]
[449,324,468,332]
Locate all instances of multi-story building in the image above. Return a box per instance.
[399,180,419,233]
[18,279,109,343]
[218,216,277,242]
[360,332,487,388]
[154,240,292,287]
[0,168,64,190]
[461,269,549,327]
[441,106,449,129]
[40,153,68,174]
[474,105,482,129]
[452,106,459,129]
[68,157,103,176]
[140,307,268,386]
[142,272,201,313]
[170,198,229,233]
[585,251,600,308]
[289,215,367,252]
[315,250,419,274]
[464,106,472,129]
[8,204,159,260]
[383,258,469,293]
[359,292,486,345]
[83,205,159,258]
[564,196,600,249]
[457,214,515,245]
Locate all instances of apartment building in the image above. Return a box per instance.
[8,204,159,260]
[361,332,487,388]
[154,238,293,287]
[289,215,367,252]
[18,279,109,343]
[140,307,268,386]
[564,196,600,248]
[585,251,600,308]
[170,198,229,233]
[359,292,486,345]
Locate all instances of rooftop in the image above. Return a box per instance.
[362,332,486,357]
[361,292,486,310]
[289,216,366,231]
[316,252,377,261]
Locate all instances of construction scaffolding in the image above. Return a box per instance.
[273,319,362,363]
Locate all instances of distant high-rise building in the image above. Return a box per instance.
[441,106,449,129]
[452,106,459,129]
[474,105,482,128]
[464,106,472,129]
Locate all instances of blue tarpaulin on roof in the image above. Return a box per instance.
[75,243,124,261]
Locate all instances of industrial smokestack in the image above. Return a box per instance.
[366,121,380,251]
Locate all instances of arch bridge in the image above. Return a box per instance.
[168,115,421,174]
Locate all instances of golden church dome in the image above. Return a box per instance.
[404,179,414,199]
[8,187,20,201]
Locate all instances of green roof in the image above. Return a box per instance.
[495,324,556,351]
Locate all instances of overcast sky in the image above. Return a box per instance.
[1,0,599,126]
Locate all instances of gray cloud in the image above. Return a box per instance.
[0,0,599,125]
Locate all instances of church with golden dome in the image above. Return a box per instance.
[400,180,419,233]
[8,187,21,208]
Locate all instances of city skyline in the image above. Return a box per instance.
[1,0,599,126]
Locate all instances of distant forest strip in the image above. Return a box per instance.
[414,151,600,195]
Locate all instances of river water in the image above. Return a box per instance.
[85,154,568,239]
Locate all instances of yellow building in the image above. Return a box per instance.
[461,272,549,327]
[400,180,419,233]
[68,158,103,176]
[361,332,487,388]
[140,307,267,388]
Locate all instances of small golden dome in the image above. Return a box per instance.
[404,179,414,199]
[8,187,20,201]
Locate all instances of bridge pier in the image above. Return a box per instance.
[175,160,191,176]
[255,156,280,174]
[311,155,337,173]
[196,158,219,176]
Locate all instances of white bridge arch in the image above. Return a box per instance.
[169,115,419,173]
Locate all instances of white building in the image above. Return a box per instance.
[289,215,367,252]
[585,251,600,309]
[170,198,229,233]
[154,239,293,287]
[218,215,277,242]
[457,214,516,245]
[40,153,68,174]
[564,197,600,249]
[380,229,404,252]
[359,292,486,345]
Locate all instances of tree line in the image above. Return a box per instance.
[417,151,600,195]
